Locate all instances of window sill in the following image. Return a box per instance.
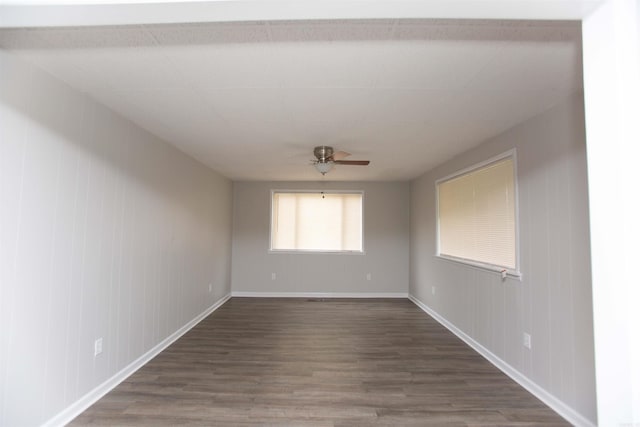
[435,254,522,280]
[269,249,365,255]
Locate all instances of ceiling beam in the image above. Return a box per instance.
[1,0,604,28]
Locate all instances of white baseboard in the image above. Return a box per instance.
[408,295,596,427]
[231,291,408,298]
[43,293,232,427]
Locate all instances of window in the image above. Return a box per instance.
[270,191,363,252]
[437,152,518,274]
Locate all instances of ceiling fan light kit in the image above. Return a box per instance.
[315,161,334,175]
[312,146,370,175]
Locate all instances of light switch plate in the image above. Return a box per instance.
[523,333,532,349]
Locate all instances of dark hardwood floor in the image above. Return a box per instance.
[70,298,569,426]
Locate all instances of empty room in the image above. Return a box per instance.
[1,0,638,426]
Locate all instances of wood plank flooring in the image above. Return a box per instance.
[70,298,569,426]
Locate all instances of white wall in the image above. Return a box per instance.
[409,93,596,425]
[583,0,640,424]
[0,50,233,426]
[232,181,409,295]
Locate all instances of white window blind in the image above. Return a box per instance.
[437,157,517,270]
[271,192,363,252]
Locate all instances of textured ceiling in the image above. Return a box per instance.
[0,19,583,181]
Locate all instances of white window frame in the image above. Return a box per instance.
[269,189,365,255]
[435,149,521,279]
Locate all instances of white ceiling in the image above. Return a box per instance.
[0,19,583,181]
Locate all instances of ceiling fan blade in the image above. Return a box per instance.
[332,151,351,161]
[334,160,370,165]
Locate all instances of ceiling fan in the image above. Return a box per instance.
[312,146,370,175]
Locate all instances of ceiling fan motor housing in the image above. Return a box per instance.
[314,146,334,163]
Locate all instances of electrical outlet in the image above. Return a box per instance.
[523,333,532,349]
[271,273,276,280]
[208,283,212,293]
[366,273,371,281]
[432,286,436,295]
[94,338,103,356]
